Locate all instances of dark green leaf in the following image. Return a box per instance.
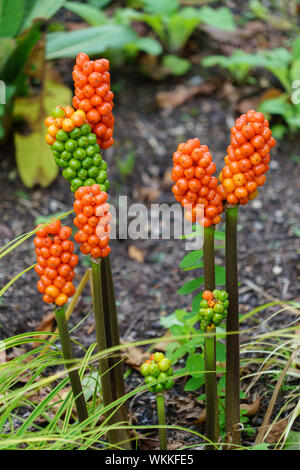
[184,376,205,391]
[215,265,226,286]
[162,54,191,75]
[0,0,23,37]
[21,0,65,32]
[142,0,179,16]
[64,2,108,26]
[180,250,203,268]
[185,353,204,377]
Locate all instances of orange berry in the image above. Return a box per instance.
[37,280,46,293]
[47,256,61,269]
[62,118,75,132]
[43,294,54,304]
[44,116,55,127]
[45,285,60,298]
[45,134,55,145]
[58,226,72,240]
[58,264,71,278]
[53,276,66,290]
[223,178,235,193]
[55,293,69,306]
[232,173,246,187]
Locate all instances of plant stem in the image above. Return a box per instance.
[100,255,132,449]
[225,205,241,446]
[156,393,167,450]
[90,257,131,449]
[54,306,88,423]
[203,226,219,447]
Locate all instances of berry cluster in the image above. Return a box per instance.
[34,220,78,306]
[73,184,111,258]
[141,352,174,394]
[218,110,276,206]
[45,106,110,193]
[171,138,223,227]
[198,289,229,331]
[72,53,114,150]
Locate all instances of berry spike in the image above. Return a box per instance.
[73,184,111,258]
[44,105,110,192]
[34,220,78,306]
[218,110,276,206]
[171,138,223,227]
[72,53,114,150]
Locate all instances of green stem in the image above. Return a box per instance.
[54,306,88,423]
[225,206,241,446]
[90,257,131,449]
[203,226,219,447]
[156,393,167,450]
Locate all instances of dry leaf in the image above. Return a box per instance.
[241,396,261,416]
[237,88,282,114]
[153,331,172,352]
[128,245,145,263]
[156,82,216,109]
[139,187,161,202]
[122,343,149,369]
[0,349,6,364]
[265,418,289,444]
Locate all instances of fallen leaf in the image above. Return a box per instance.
[122,343,149,369]
[0,349,6,364]
[241,396,261,416]
[237,89,283,115]
[265,418,289,444]
[200,21,266,45]
[155,82,217,109]
[153,331,172,352]
[128,245,145,263]
[138,186,161,202]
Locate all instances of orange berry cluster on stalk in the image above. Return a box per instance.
[72,53,114,150]
[34,220,78,306]
[73,184,111,258]
[171,138,223,227]
[218,110,276,206]
[44,105,86,145]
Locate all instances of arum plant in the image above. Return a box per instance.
[33,220,88,423]
[218,109,277,445]
[140,352,175,450]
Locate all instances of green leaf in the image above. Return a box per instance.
[166,12,200,51]
[215,230,225,240]
[178,276,204,295]
[259,94,293,117]
[46,24,137,59]
[0,37,16,73]
[198,6,236,31]
[180,250,203,269]
[128,36,162,55]
[185,353,204,377]
[142,0,179,16]
[35,211,66,226]
[184,376,205,391]
[292,37,300,60]
[21,0,65,33]
[13,68,72,188]
[0,0,23,37]
[215,265,226,286]
[192,292,203,315]
[216,341,226,362]
[160,312,183,329]
[291,58,300,83]
[88,0,113,7]
[64,1,108,26]
[162,54,191,75]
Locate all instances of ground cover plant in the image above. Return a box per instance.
[0,0,299,453]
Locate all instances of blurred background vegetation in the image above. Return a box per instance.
[0,0,299,187]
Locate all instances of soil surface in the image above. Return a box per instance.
[0,4,299,448]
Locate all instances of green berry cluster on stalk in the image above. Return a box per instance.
[51,123,110,193]
[198,289,229,332]
[141,352,174,394]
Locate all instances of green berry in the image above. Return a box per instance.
[56,129,68,142]
[214,303,224,314]
[212,289,220,298]
[82,157,93,169]
[200,300,208,308]
[52,141,64,153]
[158,358,171,372]
[78,136,89,148]
[61,150,72,162]
[145,376,155,385]
[96,170,107,184]
[100,160,108,170]
[166,367,173,376]
[218,290,228,301]
[77,168,88,180]
[69,159,81,171]
[51,106,65,118]
[104,180,110,191]
[71,177,83,190]
[199,308,207,318]
[62,167,77,181]
[69,127,81,140]
[74,148,86,160]
[141,363,151,376]
[65,139,78,152]
[86,145,96,156]
[149,364,160,377]
[205,308,214,321]
[84,178,96,186]
[158,372,168,381]
[155,383,164,393]
[99,184,107,191]
[87,133,97,145]
[93,154,102,166]
[223,300,229,309]
[212,313,223,326]
[165,379,174,390]
[80,123,91,135]
[56,158,68,168]
[154,352,165,363]
[88,166,99,178]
